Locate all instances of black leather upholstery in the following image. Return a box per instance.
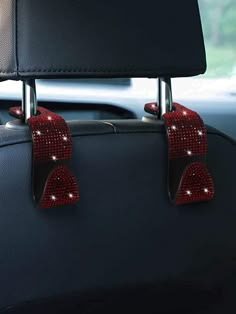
[0,120,235,313]
[0,0,206,80]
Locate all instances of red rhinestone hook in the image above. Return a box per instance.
[163,103,214,205]
[9,106,79,208]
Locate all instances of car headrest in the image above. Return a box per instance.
[0,0,206,80]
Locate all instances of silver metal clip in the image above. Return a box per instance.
[22,79,38,123]
[158,78,173,117]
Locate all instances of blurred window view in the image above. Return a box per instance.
[171,1,236,101]
[199,0,236,78]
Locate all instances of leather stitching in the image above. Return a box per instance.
[0,71,16,74]
[18,68,203,73]
[0,68,204,75]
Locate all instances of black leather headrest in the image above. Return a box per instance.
[0,0,206,80]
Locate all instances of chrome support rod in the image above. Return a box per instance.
[22,80,38,123]
[158,77,173,117]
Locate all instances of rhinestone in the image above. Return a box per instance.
[164,103,207,159]
[51,195,56,201]
[27,107,72,163]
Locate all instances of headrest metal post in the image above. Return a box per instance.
[158,78,173,118]
[22,79,38,123]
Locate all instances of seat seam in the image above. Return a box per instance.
[101,122,117,133]
[14,0,19,76]
[0,131,234,150]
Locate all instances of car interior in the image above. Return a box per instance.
[0,0,236,313]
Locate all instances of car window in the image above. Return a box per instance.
[168,0,236,139]
[199,0,236,79]
[172,0,236,99]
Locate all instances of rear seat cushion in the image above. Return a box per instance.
[0,120,235,313]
